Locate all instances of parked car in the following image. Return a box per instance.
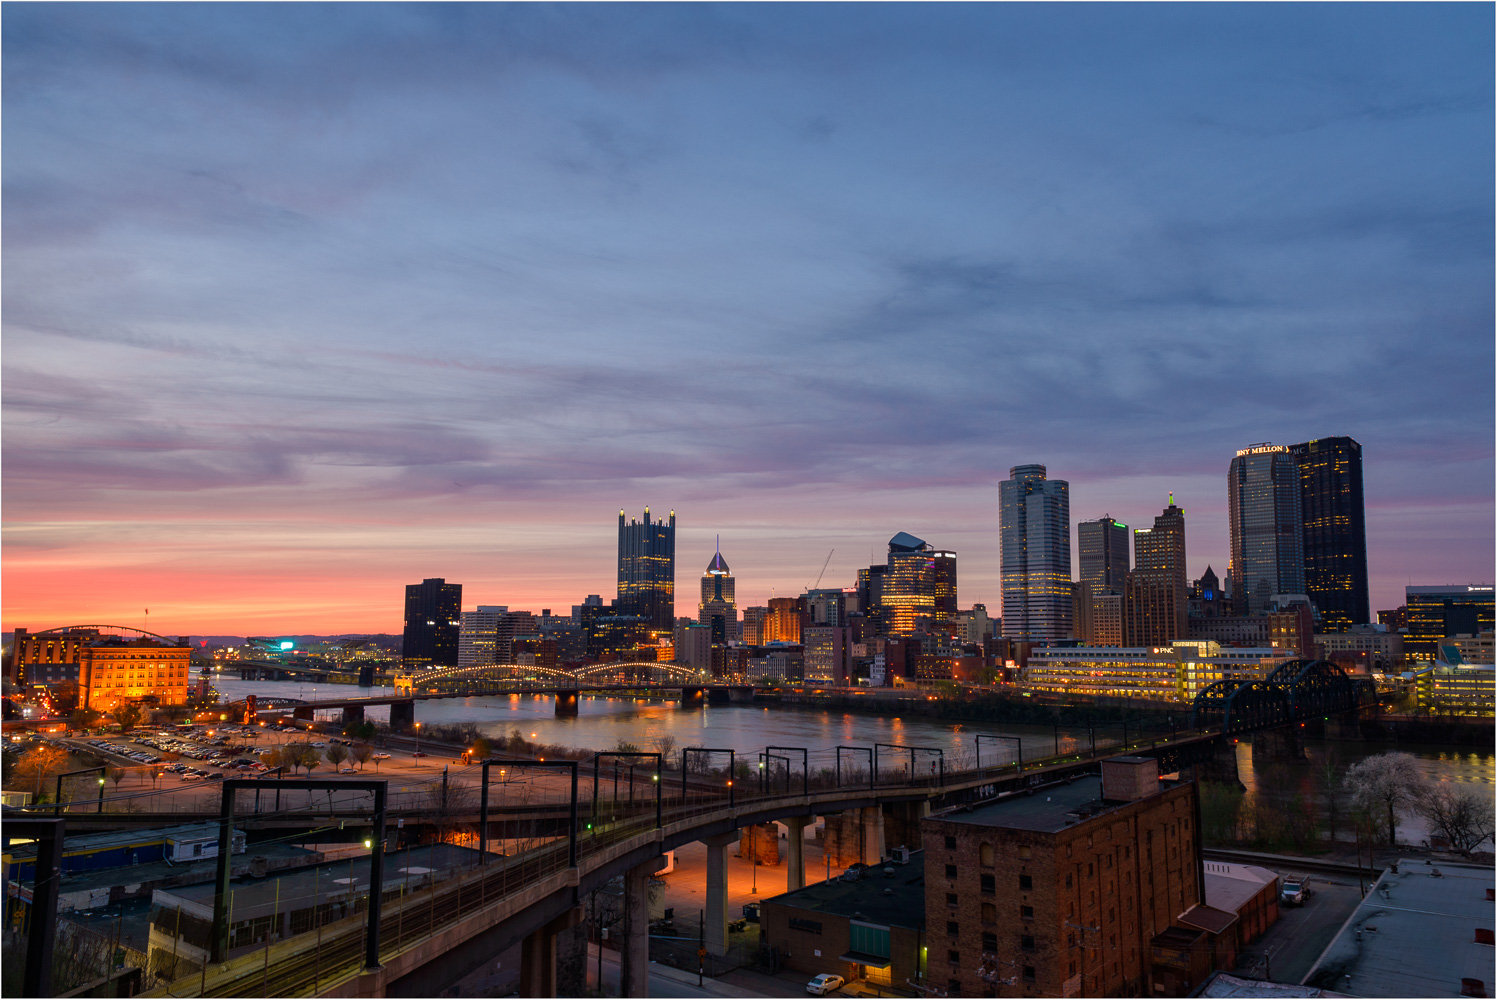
[373,753,391,760]
[339,766,357,774]
[411,751,428,758]
[806,974,845,996]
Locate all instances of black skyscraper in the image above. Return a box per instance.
[1290,437,1369,630]
[617,508,676,631]
[403,578,462,668]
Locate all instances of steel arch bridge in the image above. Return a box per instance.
[27,625,177,641]
[1190,658,1375,733]
[419,661,711,690]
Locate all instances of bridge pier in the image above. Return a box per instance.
[358,665,375,687]
[703,831,737,957]
[706,687,731,705]
[518,905,584,998]
[739,823,780,865]
[389,700,415,732]
[785,816,813,891]
[622,855,663,995]
[1252,727,1306,762]
[883,800,929,852]
[679,686,705,709]
[728,686,754,703]
[861,806,886,865]
[1193,739,1245,789]
[341,705,365,727]
[554,692,579,716]
[292,706,314,722]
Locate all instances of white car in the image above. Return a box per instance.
[806,974,845,996]
[373,753,391,760]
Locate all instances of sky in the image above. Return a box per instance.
[3,3,1493,636]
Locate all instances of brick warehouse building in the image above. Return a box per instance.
[923,757,1205,997]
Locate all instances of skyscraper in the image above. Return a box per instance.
[617,507,676,631]
[403,578,462,669]
[1290,436,1369,630]
[1078,515,1130,592]
[881,532,946,636]
[1228,445,1305,616]
[1000,464,1072,643]
[458,605,507,668]
[698,538,737,644]
[1126,498,1189,646]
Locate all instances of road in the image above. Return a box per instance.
[1233,872,1365,984]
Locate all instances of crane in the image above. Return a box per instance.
[808,549,835,590]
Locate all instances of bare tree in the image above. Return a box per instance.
[1345,752,1422,846]
[1414,782,1497,855]
[653,735,678,771]
[325,744,351,770]
[1314,751,1344,844]
[351,743,374,771]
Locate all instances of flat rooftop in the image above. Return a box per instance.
[762,851,925,930]
[931,775,1185,833]
[1304,862,1495,997]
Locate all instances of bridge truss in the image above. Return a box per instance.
[1190,658,1374,732]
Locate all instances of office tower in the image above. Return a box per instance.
[698,539,737,644]
[804,625,851,684]
[857,565,888,636]
[617,508,676,631]
[1290,437,1370,630]
[458,606,508,668]
[805,589,847,627]
[1073,580,1123,646]
[999,464,1072,643]
[403,578,462,669]
[1404,585,1495,657]
[1126,498,1188,646]
[765,597,806,643]
[881,532,954,636]
[742,606,769,645]
[1078,515,1130,592]
[1228,445,1304,617]
[79,635,193,711]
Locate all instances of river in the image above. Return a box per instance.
[210,675,1493,846]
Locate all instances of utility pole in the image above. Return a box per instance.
[1064,919,1100,996]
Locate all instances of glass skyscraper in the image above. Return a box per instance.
[1228,445,1304,616]
[618,508,676,631]
[1000,464,1072,643]
[1290,436,1369,630]
[1078,516,1130,592]
[402,577,462,669]
[880,531,955,635]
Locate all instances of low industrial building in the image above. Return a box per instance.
[759,849,926,990]
[1304,861,1495,998]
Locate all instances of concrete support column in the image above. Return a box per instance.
[555,692,579,716]
[519,905,584,999]
[292,706,314,721]
[622,855,662,997]
[388,700,415,732]
[703,831,738,957]
[861,806,886,865]
[341,705,365,727]
[785,815,814,892]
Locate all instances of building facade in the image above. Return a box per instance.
[1129,500,1188,646]
[1078,516,1130,593]
[402,578,462,669]
[698,543,737,644]
[1404,585,1495,657]
[80,636,193,711]
[1000,465,1072,643]
[925,758,1203,998]
[1228,445,1304,616]
[741,606,769,646]
[765,597,806,644]
[1025,642,1290,702]
[617,508,676,631]
[457,606,507,668]
[881,532,951,636]
[1290,437,1369,630]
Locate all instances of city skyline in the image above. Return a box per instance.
[4,4,1492,634]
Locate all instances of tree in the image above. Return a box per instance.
[113,702,144,731]
[69,707,102,732]
[1345,752,1422,846]
[351,743,374,771]
[472,737,493,761]
[296,744,323,775]
[10,745,69,802]
[325,744,351,770]
[107,767,128,792]
[612,740,641,754]
[653,735,678,771]
[1414,782,1497,855]
[1314,751,1345,845]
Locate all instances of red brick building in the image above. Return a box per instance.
[922,757,1205,997]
